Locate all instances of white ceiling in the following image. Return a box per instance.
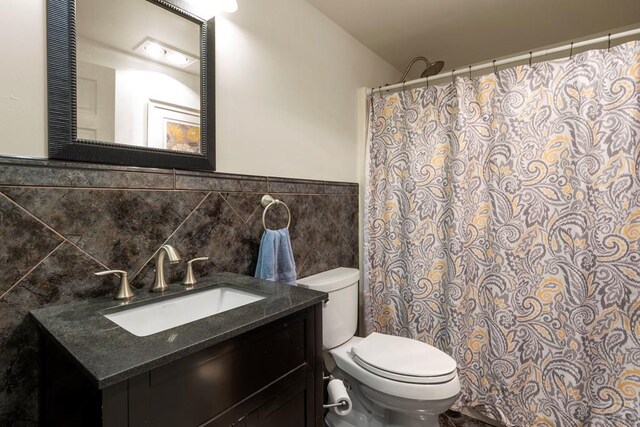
[306,0,640,80]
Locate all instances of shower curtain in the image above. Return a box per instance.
[364,41,640,426]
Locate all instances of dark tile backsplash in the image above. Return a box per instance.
[0,157,358,425]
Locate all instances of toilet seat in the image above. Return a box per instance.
[352,355,456,384]
[351,332,457,384]
[329,336,461,401]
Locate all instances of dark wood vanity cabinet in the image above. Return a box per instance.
[39,305,323,427]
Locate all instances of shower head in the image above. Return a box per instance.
[421,60,444,78]
[398,56,445,83]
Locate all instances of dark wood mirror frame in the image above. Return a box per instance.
[47,0,215,170]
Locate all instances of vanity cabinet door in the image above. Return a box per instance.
[128,305,322,427]
[245,378,307,427]
[145,320,304,426]
[232,417,247,427]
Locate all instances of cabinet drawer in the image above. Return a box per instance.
[141,314,307,427]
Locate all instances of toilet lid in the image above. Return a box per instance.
[351,333,457,384]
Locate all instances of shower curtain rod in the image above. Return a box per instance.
[367,27,640,96]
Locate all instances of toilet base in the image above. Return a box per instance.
[325,369,458,427]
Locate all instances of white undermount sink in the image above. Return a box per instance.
[104,287,265,337]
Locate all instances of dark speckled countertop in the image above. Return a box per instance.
[30,272,327,389]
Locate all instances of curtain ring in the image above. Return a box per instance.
[468,65,472,79]
[451,69,455,83]
[569,42,574,59]
[493,59,498,75]
[607,33,611,52]
[378,86,382,98]
[529,51,533,67]
[402,80,406,93]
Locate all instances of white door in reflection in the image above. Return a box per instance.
[77,62,115,141]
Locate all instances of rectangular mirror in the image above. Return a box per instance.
[47,0,215,170]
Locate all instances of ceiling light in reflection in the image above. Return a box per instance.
[165,51,191,66]
[134,38,198,68]
[143,42,166,58]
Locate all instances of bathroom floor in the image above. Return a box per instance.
[441,411,493,427]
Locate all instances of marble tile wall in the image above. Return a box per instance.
[0,157,358,425]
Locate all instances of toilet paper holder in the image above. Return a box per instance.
[323,401,349,409]
[323,374,345,408]
[324,378,352,415]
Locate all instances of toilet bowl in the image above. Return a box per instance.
[298,268,460,427]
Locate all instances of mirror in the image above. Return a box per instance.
[76,0,201,153]
[47,0,215,170]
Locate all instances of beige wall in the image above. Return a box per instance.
[0,0,47,158]
[0,0,399,182]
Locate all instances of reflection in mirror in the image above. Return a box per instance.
[76,0,202,154]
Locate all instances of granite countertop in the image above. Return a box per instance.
[30,272,327,389]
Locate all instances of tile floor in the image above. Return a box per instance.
[441,411,494,426]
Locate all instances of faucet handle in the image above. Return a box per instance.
[95,270,134,300]
[183,257,209,287]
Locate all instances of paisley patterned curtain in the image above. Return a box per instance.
[364,41,640,426]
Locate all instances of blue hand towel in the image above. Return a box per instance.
[255,228,297,285]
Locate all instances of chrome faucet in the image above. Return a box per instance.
[151,245,181,292]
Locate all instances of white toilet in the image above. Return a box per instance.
[298,268,461,427]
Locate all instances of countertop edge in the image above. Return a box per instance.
[32,313,104,387]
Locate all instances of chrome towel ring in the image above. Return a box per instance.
[261,194,291,230]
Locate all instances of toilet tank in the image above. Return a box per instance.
[298,267,359,349]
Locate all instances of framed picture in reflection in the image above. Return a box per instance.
[147,99,201,154]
